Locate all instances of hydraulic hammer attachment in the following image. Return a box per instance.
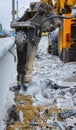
[11,1,61,83]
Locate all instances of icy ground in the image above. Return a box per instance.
[1,36,76,130]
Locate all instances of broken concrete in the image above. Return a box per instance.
[3,36,76,130]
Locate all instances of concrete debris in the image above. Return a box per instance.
[4,37,76,130]
[7,105,20,122]
[66,126,76,130]
[54,95,74,109]
[70,88,76,95]
[6,91,76,130]
[9,84,22,92]
[19,111,24,123]
[72,96,76,105]
[66,116,76,127]
[60,109,76,119]
[51,83,70,89]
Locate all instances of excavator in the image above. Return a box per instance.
[11,0,76,84]
[46,0,76,63]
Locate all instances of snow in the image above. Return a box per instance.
[19,36,76,107]
[0,37,14,58]
[1,35,76,129]
[33,36,76,85]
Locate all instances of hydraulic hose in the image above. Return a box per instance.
[40,15,76,27]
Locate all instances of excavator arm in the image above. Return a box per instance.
[41,0,53,5]
[41,0,76,14]
[53,0,76,14]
